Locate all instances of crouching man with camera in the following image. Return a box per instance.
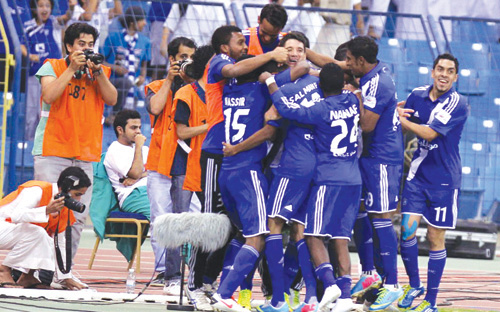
[0,167,91,290]
[32,22,117,265]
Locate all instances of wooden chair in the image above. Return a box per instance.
[88,211,149,273]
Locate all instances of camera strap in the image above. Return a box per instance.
[54,213,72,274]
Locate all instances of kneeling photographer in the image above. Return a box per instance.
[0,167,91,290]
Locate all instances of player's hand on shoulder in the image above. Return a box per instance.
[122,178,138,186]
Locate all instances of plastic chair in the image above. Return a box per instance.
[88,211,149,273]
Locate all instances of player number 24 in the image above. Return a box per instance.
[224,108,250,143]
[330,115,359,156]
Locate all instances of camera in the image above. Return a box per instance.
[54,175,86,213]
[178,59,194,78]
[83,49,104,65]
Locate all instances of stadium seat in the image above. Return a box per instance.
[457,69,486,95]
[405,39,436,65]
[401,64,432,92]
[377,38,406,66]
[450,42,490,71]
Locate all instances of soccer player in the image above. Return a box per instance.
[259,32,321,312]
[264,62,361,312]
[210,57,281,312]
[243,3,288,55]
[345,36,404,311]
[397,53,468,312]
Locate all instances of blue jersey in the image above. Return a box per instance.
[222,81,270,170]
[202,54,235,154]
[272,89,361,186]
[405,85,469,189]
[22,17,62,76]
[276,74,322,180]
[102,31,151,77]
[360,61,403,164]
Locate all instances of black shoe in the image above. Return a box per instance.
[151,272,165,287]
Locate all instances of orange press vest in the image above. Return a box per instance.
[41,59,111,162]
[247,27,286,56]
[171,82,208,192]
[0,181,75,235]
[144,80,174,173]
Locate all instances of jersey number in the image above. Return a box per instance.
[68,83,86,100]
[330,115,359,156]
[224,108,250,143]
[434,206,447,222]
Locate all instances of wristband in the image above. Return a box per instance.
[353,90,361,95]
[265,76,276,87]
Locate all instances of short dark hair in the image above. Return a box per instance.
[30,0,54,21]
[320,63,344,94]
[113,109,141,138]
[260,3,288,29]
[279,31,309,49]
[63,23,99,54]
[346,36,378,64]
[433,53,459,72]
[186,45,215,80]
[168,37,197,59]
[334,42,349,61]
[211,25,242,54]
[119,6,146,29]
[57,167,92,190]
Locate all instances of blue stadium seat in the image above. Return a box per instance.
[450,42,490,71]
[377,38,406,66]
[457,69,487,95]
[405,39,436,66]
[400,64,432,92]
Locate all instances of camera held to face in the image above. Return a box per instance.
[178,59,194,78]
[54,176,86,213]
[83,49,104,65]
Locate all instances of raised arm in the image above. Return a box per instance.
[221,47,288,78]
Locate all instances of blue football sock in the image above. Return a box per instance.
[353,212,375,273]
[336,275,352,299]
[314,262,336,289]
[400,236,421,288]
[283,240,299,292]
[218,245,260,299]
[220,239,243,285]
[240,255,259,291]
[296,239,317,302]
[425,249,446,306]
[265,234,285,306]
[372,218,398,285]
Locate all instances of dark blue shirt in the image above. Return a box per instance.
[275,74,322,180]
[405,85,469,189]
[222,81,270,170]
[360,61,404,165]
[272,90,361,186]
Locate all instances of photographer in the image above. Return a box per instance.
[0,167,91,290]
[33,22,117,263]
[144,37,201,292]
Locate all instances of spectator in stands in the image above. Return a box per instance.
[33,22,117,262]
[21,0,75,140]
[103,109,150,219]
[242,2,288,55]
[147,1,172,80]
[159,0,230,52]
[308,0,364,56]
[102,5,150,121]
[144,37,200,294]
[0,166,91,290]
[70,0,123,49]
